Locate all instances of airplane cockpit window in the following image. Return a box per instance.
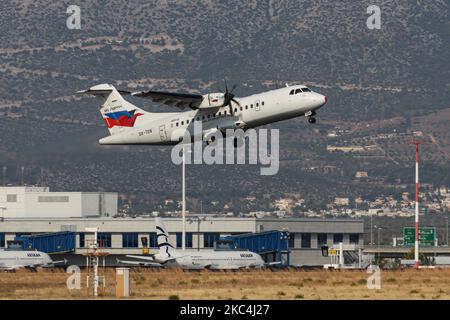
[302,87,311,92]
[295,88,302,94]
[289,89,295,95]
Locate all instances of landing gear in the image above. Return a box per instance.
[206,135,216,146]
[305,110,317,124]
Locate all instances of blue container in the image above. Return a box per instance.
[15,231,76,254]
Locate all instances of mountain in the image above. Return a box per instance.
[0,0,449,213]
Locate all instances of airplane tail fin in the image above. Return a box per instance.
[78,84,149,135]
[155,217,175,257]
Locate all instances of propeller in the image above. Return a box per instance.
[222,79,240,116]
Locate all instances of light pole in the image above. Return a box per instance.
[370,213,373,245]
[375,226,382,265]
[182,145,186,251]
[181,145,192,251]
[2,166,6,186]
[411,140,424,269]
[188,216,206,251]
[446,216,449,247]
[21,166,24,186]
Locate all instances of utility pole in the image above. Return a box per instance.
[411,141,424,270]
[377,226,382,265]
[197,217,200,251]
[40,168,44,187]
[446,216,449,247]
[182,145,186,251]
[21,166,25,186]
[370,213,373,245]
[2,166,6,186]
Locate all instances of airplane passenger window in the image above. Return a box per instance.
[302,88,311,92]
[295,89,302,94]
[251,104,253,108]
[289,89,294,95]
[224,110,227,115]
[256,102,259,107]
[234,108,237,113]
[262,101,265,106]
[176,122,179,127]
[245,105,248,110]
[187,119,189,124]
[240,107,243,111]
[181,121,184,125]
[218,112,221,116]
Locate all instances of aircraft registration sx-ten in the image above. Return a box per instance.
[79,82,328,145]
[117,218,277,270]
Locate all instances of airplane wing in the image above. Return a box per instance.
[265,261,282,267]
[125,254,155,260]
[117,258,162,267]
[207,265,241,270]
[131,90,204,110]
[48,259,68,266]
[125,254,180,264]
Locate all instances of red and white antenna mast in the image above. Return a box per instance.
[410,140,424,269]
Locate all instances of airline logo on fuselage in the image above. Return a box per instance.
[26,253,41,257]
[103,109,143,128]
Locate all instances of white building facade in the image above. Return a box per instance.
[0,186,117,218]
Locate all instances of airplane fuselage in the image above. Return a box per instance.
[99,85,327,145]
[159,250,265,270]
[0,250,53,270]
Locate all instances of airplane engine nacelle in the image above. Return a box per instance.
[199,93,224,109]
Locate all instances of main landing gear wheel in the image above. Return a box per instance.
[308,117,316,124]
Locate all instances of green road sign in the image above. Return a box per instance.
[404,227,436,247]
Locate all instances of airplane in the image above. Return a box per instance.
[78,82,327,145]
[117,217,268,270]
[0,249,66,271]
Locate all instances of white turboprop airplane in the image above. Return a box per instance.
[117,218,266,270]
[78,82,327,145]
[0,249,65,271]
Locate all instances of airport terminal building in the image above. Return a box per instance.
[0,186,364,266]
[0,217,364,266]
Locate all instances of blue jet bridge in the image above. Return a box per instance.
[14,231,76,254]
[218,230,290,267]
